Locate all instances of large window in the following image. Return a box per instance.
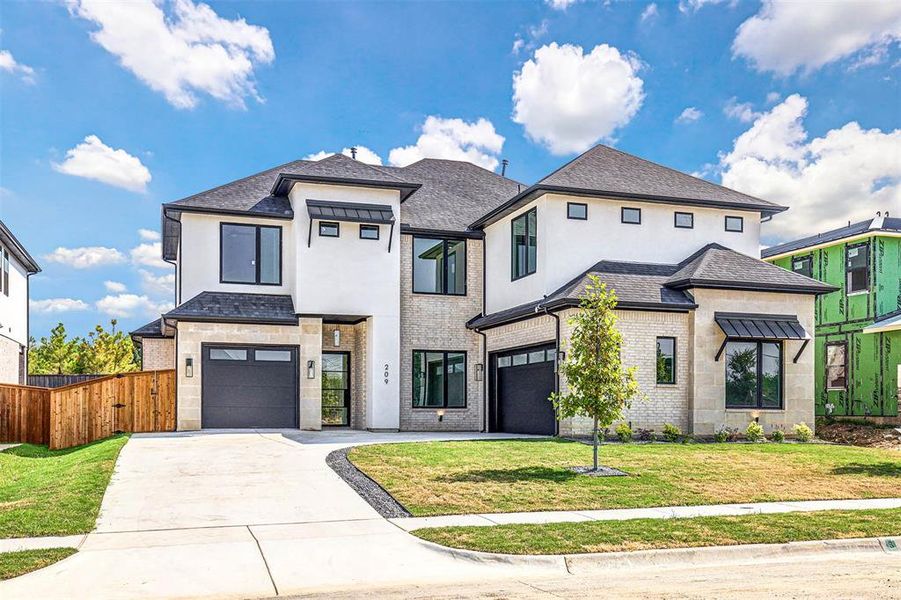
[412,351,466,408]
[792,255,813,279]
[412,237,466,295]
[846,242,869,293]
[656,337,676,384]
[826,342,847,390]
[511,208,537,280]
[725,341,782,409]
[220,223,281,285]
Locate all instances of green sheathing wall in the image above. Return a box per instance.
[770,234,901,417]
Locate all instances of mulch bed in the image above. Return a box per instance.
[817,421,901,449]
[325,447,412,518]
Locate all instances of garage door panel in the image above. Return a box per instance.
[492,344,556,436]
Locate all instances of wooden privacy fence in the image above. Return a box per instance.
[27,374,106,389]
[0,370,175,449]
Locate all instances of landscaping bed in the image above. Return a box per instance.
[0,548,77,580]
[413,508,901,555]
[348,439,901,516]
[817,420,901,449]
[0,435,128,538]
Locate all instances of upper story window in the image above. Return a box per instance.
[725,341,782,409]
[621,207,641,224]
[1,247,8,296]
[319,222,339,238]
[792,255,813,279]
[511,208,537,280]
[413,237,466,295]
[220,223,281,286]
[656,337,676,384]
[567,202,588,220]
[725,216,744,232]
[846,242,869,294]
[359,225,379,240]
[674,212,694,229]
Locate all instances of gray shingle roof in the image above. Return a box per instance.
[129,318,170,339]
[163,292,297,325]
[761,216,901,258]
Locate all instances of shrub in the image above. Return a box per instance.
[713,426,730,443]
[636,428,655,442]
[615,423,632,443]
[771,429,785,443]
[793,422,813,442]
[745,421,765,442]
[662,423,681,443]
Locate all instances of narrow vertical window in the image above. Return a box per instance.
[656,337,676,384]
[1,248,7,296]
[845,243,869,293]
[825,343,847,390]
[511,208,537,279]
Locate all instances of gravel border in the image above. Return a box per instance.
[325,447,411,518]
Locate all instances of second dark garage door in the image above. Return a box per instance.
[490,343,557,435]
[201,345,298,429]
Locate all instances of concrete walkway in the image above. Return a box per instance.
[391,497,901,531]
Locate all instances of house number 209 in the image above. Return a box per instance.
[384,364,390,384]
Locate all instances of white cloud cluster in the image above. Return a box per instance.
[67,0,274,109]
[640,4,659,23]
[512,20,549,56]
[52,135,151,192]
[545,0,579,10]
[718,94,901,241]
[678,0,730,13]
[0,49,35,84]
[512,43,645,155]
[139,269,175,297]
[104,280,127,293]
[675,107,703,124]
[138,228,161,241]
[30,298,90,313]
[96,294,173,318]
[723,97,760,123]
[388,116,505,171]
[44,246,126,269]
[130,242,170,270]
[303,146,382,165]
[733,1,901,75]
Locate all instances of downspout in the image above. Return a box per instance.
[478,235,488,432]
[162,209,181,305]
[541,302,561,436]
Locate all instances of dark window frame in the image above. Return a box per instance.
[567,202,588,220]
[1,247,8,297]
[845,241,870,294]
[656,336,677,385]
[724,339,784,410]
[792,254,814,279]
[359,224,380,240]
[411,349,468,409]
[825,341,848,391]
[318,221,340,238]
[725,215,744,232]
[511,207,538,281]
[412,236,467,296]
[674,212,694,229]
[621,207,642,225]
[219,222,283,286]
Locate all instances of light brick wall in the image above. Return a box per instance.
[320,322,368,429]
[399,234,484,431]
[141,338,175,371]
[484,315,556,353]
[0,335,21,385]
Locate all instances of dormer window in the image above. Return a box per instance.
[220,223,282,286]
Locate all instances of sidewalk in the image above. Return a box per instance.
[390,497,901,531]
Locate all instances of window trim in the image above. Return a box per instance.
[411,236,467,296]
[1,246,8,297]
[219,222,283,286]
[845,241,870,295]
[411,349,468,409]
[621,207,642,225]
[318,221,340,238]
[359,224,380,240]
[791,254,814,279]
[567,202,588,220]
[725,215,744,232]
[674,212,694,229]
[656,336,677,385]
[825,341,848,391]
[724,339,784,410]
[511,207,538,281]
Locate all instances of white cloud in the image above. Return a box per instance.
[732,1,901,76]
[52,135,151,192]
[139,269,175,297]
[130,242,171,269]
[104,280,127,293]
[44,246,126,269]
[717,94,901,242]
[29,298,90,313]
[512,20,549,56]
[304,146,383,165]
[678,0,729,13]
[96,294,173,318]
[138,228,161,241]
[67,0,274,109]
[387,116,505,171]
[675,106,703,124]
[545,0,579,10]
[723,97,760,123]
[765,91,781,104]
[512,42,645,155]
[0,49,35,84]
[640,3,659,23]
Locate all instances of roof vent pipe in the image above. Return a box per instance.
[501,159,509,177]
[350,147,357,160]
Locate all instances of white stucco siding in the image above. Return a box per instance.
[0,256,29,348]
[178,212,295,303]
[484,197,546,316]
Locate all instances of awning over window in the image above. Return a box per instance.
[714,312,809,340]
[306,199,395,224]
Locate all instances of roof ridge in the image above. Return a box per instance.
[318,153,408,183]
[168,158,311,206]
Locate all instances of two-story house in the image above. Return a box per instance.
[0,220,41,385]
[763,214,901,423]
[131,145,833,436]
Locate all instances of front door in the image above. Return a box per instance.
[322,352,351,426]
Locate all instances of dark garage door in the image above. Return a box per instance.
[491,344,557,435]
[201,345,298,429]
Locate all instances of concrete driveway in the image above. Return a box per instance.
[1,430,553,599]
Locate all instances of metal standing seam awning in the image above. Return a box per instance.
[306,199,396,250]
[713,312,811,364]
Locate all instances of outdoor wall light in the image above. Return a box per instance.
[185,357,194,378]
[437,409,445,423]
[475,363,484,381]
[333,328,341,347]
[307,360,316,379]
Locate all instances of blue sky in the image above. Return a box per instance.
[1,0,899,340]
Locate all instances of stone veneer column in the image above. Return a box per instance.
[298,317,323,430]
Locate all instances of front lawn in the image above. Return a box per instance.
[0,548,77,580]
[0,435,128,538]
[348,439,901,516]
[414,508,901,555]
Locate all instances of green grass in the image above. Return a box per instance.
[0,548,77,580]
[348,439,901,516]
[0,435,128,538]
[414,508,901,555]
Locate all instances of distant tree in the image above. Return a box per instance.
[28,323,79,375]
[29,320,138,375]
[550,275,641,471]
